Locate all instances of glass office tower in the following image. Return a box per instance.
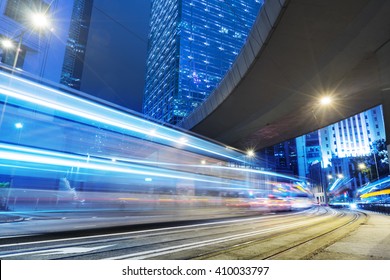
[60,0,93,90]
[143,0,263,125]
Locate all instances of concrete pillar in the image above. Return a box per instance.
[378,40,390,171]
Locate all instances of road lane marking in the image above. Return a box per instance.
[0,210,314,249]
[105,213,341,260]
[0,245,114,258]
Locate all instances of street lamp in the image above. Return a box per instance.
[11,12,52,69]
[312,95,334,125]
[246,149,255,168]
[31,12,51,29]
[246,149,255,158]
[372,152,380,181]
[0,38,14,62]
[14,122,23,129]
[1,39,13,50]
[358,163,366,170]
[358,162,372,182]
[319,96,333,106]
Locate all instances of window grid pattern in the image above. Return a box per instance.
[144,0,263,125]
[319,106,386,167]
[60,0,93,90]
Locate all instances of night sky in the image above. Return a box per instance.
[80,0,151,113]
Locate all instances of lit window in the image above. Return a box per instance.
[220,27,228,33]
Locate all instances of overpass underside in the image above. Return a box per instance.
[181,0,390,151]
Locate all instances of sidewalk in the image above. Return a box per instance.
[311,211,390,259]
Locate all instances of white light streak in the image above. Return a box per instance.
[0,72,249,164]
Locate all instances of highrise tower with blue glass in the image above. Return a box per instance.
[60,0,93,90]
[143,0,263,125]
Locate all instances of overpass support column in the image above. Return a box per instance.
[378,40,390,166]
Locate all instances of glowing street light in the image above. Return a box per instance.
[1,38,13,49]
[311,95,335,126]
[358,162,373,182]
[14,122,23,129]
[319,96,332,106]
[31,12,51,29]
[358,163,366,170]
[12,12,52,69]
[246,149,255,157]
[245,149,256,169]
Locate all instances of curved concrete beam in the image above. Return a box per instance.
[180,0,390,150]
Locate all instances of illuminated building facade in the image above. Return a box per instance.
[60,0,93,90]
[143,0,263,125]
[319,106,386,167]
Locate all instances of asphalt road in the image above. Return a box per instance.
[2,206,383,260]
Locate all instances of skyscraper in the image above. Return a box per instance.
[78,0,150,112]
[143,0,263,125]
[60,0,93,90]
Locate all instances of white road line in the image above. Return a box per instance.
[0,245,115,258]
[0,210,312,249]
[106,214,335,260]
[0,209,332,259]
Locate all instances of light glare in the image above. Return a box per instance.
[1,39,13,49]
[358,163,366,170]
[247,150,255,157]
[15,122,23,129]
[320,96,332,105]
[31,13,50,29]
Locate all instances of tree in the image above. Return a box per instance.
[370,139,389,178]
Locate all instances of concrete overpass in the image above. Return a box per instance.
[180,0,390,151]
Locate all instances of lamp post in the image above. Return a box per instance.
[1,12,50,210]
[246,149,255,168]
[12,32,25,69]
[8,12,51,70]
[323,174,333,205]
[372,152,380,181]
[0,38,14,63]
[245,149,255,190]
[358,162,372,182]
